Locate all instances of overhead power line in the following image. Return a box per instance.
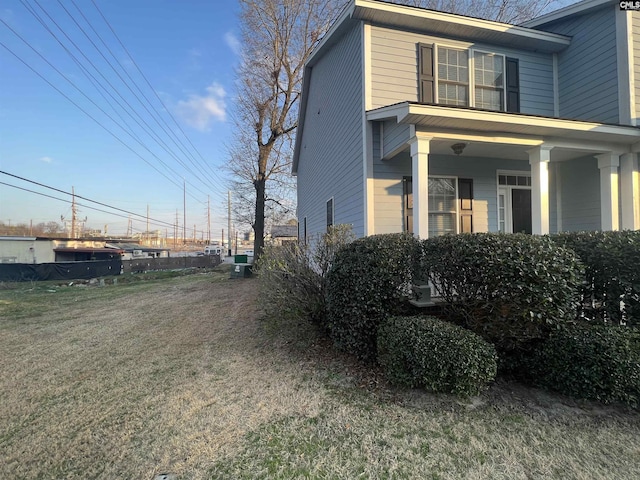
[2,0,230,207]
[0,177,219,237]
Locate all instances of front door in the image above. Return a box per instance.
[511,189,532,234]
[498,173,532,234]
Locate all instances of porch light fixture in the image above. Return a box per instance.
[451,143,466,155]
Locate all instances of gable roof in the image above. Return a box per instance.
[293,0,572,174]
[308,0,571,71]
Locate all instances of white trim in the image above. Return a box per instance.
[362,22,374,236]
[620,152,639,229]
[528,146,552,235]
[596,152,621,231]
[410,135,432,239]
[553,53,559,117]
[366,102,640,143]
[616,9,634,126]
[554,163,563,233]
[520,0,613,28]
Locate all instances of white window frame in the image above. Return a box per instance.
[428,175,459,237]
[434,43,507,112]
[435,46,470,107]
[471,49,506,112]
[496,170,531,233]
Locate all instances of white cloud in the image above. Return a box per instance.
[40,156,53,163]
[176,82,226,131]
[224,31,242,56]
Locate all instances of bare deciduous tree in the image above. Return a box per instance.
[390,0,560,24]
[228,0,343,257]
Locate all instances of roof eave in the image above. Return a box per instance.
[367,102,640,145]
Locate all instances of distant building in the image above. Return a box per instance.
[269,225,298,246]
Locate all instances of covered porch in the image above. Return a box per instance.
[367,103,640,237]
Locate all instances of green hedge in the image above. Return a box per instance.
[419,233,583,356]
[551,231,640,326]
[377,315,497,396]
[325,233,420,361]
[531,324,640,407]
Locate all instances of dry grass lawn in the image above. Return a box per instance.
[1,268,639,479]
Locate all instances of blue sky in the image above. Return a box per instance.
[0,0,241,238]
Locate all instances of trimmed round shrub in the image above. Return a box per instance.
[530,324,640,407]
[551,231,640,326]
[377,315,497,396]
[419,233,584,358]
[325,233,420,361]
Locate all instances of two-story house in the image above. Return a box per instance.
[293,0,640,240]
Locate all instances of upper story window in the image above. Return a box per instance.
[474,52,504,111]
[437,47,468,107]
[419,43,519,113]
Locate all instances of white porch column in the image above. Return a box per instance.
[596,153,620,231]
[410,135,432,239]
[620,153,640,230]
[527,146,552,235]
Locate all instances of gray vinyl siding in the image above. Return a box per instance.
[381,120,410,158]
[371,142,530,234]
[369,25,555,116]
[296,23,364,237]
[557,156,601,232]
[633,12,640,122]
[539,7,619,123]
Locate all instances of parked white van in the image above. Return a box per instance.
[204,245,223,256]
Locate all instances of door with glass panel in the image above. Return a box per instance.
[498,173,532,234]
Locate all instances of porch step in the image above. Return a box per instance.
[409,283,434,307]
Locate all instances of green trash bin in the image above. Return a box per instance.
[234,254,248,263]
[230,263,252,278]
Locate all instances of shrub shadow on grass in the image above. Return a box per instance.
[258,311,640,422]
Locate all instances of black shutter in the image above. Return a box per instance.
[458,178,473,233]
[418,44,434,103]
[506,57,520,113]
[326,199,333,232]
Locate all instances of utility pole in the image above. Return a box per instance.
[71,186,77,239]
[227,190,232,257]
[207,195,211,245]
[146,204,150,246]
[183,180,186,245]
